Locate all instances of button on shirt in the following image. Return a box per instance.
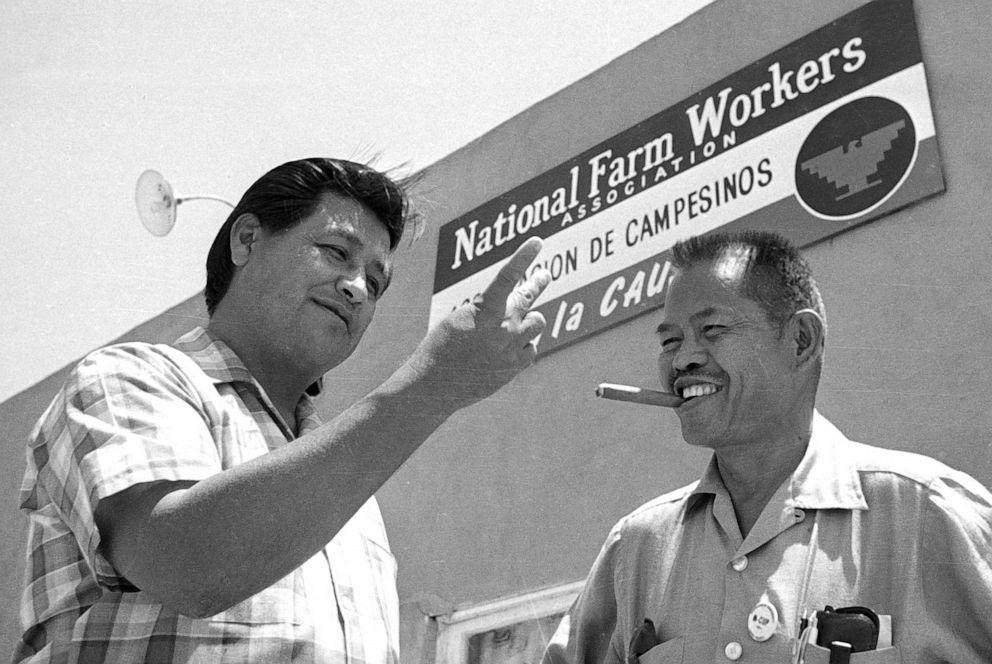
[543,412,992,664]
[15,327,399,663]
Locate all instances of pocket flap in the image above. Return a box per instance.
[637,636,685,664]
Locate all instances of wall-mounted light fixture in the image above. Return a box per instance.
[135,169,234,236]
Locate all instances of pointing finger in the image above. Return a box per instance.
[478,237,544,319]
[507,268,551,319]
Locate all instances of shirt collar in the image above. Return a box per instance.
[788,410,867,510]
[173,326,256,386]
[686,410,868,515]
[172,326,323,436]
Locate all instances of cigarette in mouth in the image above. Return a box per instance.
[595,383,684,408]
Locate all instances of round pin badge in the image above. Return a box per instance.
[747,602,779,642]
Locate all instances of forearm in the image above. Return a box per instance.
[104,363,455,616]
[101,240,550,616]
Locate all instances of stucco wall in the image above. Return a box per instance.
[370,0,992,657]
[3,0,990,657]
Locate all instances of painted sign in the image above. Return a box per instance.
[429,0,944,355]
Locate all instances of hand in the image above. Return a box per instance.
[407,237,551,408]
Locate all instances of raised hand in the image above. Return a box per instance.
[406,237,551,408]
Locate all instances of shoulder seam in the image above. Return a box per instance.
[622,481,698,522]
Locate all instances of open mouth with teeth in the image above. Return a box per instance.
[680,384,722,399]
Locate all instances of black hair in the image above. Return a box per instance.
[670,230,826,331]
[204,157,418,316]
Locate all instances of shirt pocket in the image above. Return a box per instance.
[802,644,902,663]
[636,636,684,664]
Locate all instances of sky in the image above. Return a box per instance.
[0,1,715,403]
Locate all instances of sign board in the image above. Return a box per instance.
[429,0,944,354]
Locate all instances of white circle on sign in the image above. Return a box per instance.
[747,602,778,642]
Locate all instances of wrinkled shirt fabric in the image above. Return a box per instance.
[16,327,399,664]
[544,412,992,664]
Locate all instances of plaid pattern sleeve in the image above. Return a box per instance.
[15,329,401,663]
[24,344,222,592]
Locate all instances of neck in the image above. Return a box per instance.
[713,408,815,537]
[206,316,314,429]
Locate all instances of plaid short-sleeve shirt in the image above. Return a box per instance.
[15,327,399,664]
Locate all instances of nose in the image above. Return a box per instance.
[658,338,707,392]
[336,271,368,305]
[671,337,707,374]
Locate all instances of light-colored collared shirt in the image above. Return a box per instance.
[544,412,992,664]
[16,327,399,664]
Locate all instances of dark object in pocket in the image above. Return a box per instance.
[815,605,879,652]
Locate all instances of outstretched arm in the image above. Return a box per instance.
[95,238,551,617]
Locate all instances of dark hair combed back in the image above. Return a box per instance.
[670,230,826,330]
[204,157,418,315]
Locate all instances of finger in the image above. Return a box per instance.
[478,237,544,318]
[515,310,547,342]
[506,268,551,318]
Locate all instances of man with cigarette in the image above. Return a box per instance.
[545,231,992,663]
[16,157,551,663]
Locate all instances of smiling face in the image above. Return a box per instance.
[226,192,393,380]
[656,263,804,451]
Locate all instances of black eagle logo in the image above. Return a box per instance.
[799,120,906,200]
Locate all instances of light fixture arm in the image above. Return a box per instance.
[135,169,235,236]
[177,195,235,208]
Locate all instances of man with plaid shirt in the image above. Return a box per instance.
[16,157,551,663]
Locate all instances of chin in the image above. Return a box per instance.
[314,352,349,373]
[676,417,723,450]
[681,432,720,450]
[317,342,358,371]
[676,412,701,439]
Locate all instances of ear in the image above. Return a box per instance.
[787,308,825,370]
[229,213,262,267]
